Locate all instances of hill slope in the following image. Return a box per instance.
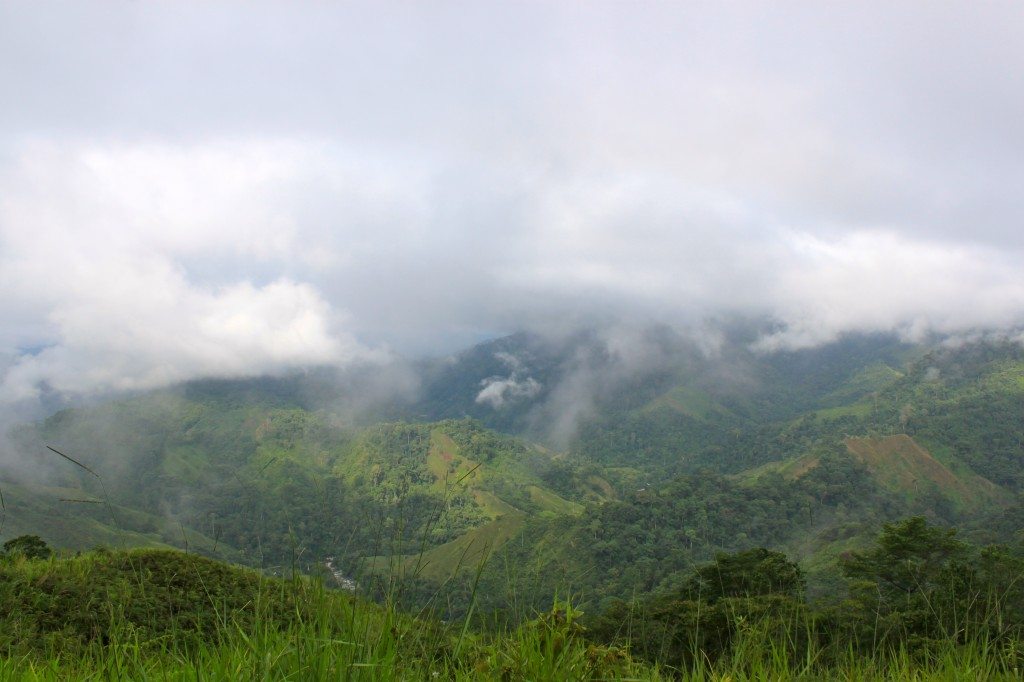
[845,434,1010,513]
[3,332,1024,623]
[3,394,589,588]
[0,546,646,680]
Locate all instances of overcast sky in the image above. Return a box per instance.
[2,1,1024,403]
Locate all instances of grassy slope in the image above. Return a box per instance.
[358,425,580,582]
[6,336,1024,634]
[845,434,1011,512]
[367,512,528,583]
[0,481,232,558]
[0,548,652,680]
[736,454,822,483]
[10,391,583,583]
[3,549,1020,680]
[737,434,1010,516]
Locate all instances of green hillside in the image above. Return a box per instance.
[2,329,1024,675]
[338,421,582,583]
[844,434,1010,513]
[4,392,588,596]
[736,434,1011,517]
[3,333,1024,636]
[402,337,1024,618]
[0,545,649,680]
[0,481,231,557]
[7,538,1022,680]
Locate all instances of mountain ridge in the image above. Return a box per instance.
[2,330,1023,618]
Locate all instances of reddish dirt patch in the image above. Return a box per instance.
[845,434,965,495]
[254,417,272,440]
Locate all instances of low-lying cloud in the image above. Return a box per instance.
[1,277,357,401]
[475,352,543,408]
[476,376,542,409]
[2,2,1024,411]
[0,142,377,406]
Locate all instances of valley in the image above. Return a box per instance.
[3,332,1022,615]
[3,330,1024,677]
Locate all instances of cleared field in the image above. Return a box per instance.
[360,427,580,582]
[738,454,821,484]
[528,485,582,516]
[362,507,526,583]
[844,434,1010,512]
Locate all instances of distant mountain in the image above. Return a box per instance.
[445,337,1024,614]
[2,329,1023,619]
[407,328,919,473]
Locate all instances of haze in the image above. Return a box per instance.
[2,1,1024,407]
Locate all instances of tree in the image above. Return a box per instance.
[842,516,964,598]
[682,548,805,602]
[2,535,52,560]
[589,548,808,668]
[839,517,974,647]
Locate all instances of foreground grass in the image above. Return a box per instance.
[0,548,650,680]
[3,630,1022,680]
[1,549,1022,680]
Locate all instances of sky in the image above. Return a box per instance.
[2,1,1024,406]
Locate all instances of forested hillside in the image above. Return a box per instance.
[3,395,591,589]
[2,333,1024,637]
[428,337,1024,618]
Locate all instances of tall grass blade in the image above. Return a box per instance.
[45,445,99,478]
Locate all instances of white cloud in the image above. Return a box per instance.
[0,142,376,402]
[476,376,542,409]
[2,2,1024,405]
[756,230,1024,350]
[0,271,359,401]
[475,351,542,409]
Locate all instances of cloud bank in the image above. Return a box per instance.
[2,1,1024,406]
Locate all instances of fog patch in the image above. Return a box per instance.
[476,376,542,409]
[475,351,542,409]
[317,357,422,427]
[523,325,700,447]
